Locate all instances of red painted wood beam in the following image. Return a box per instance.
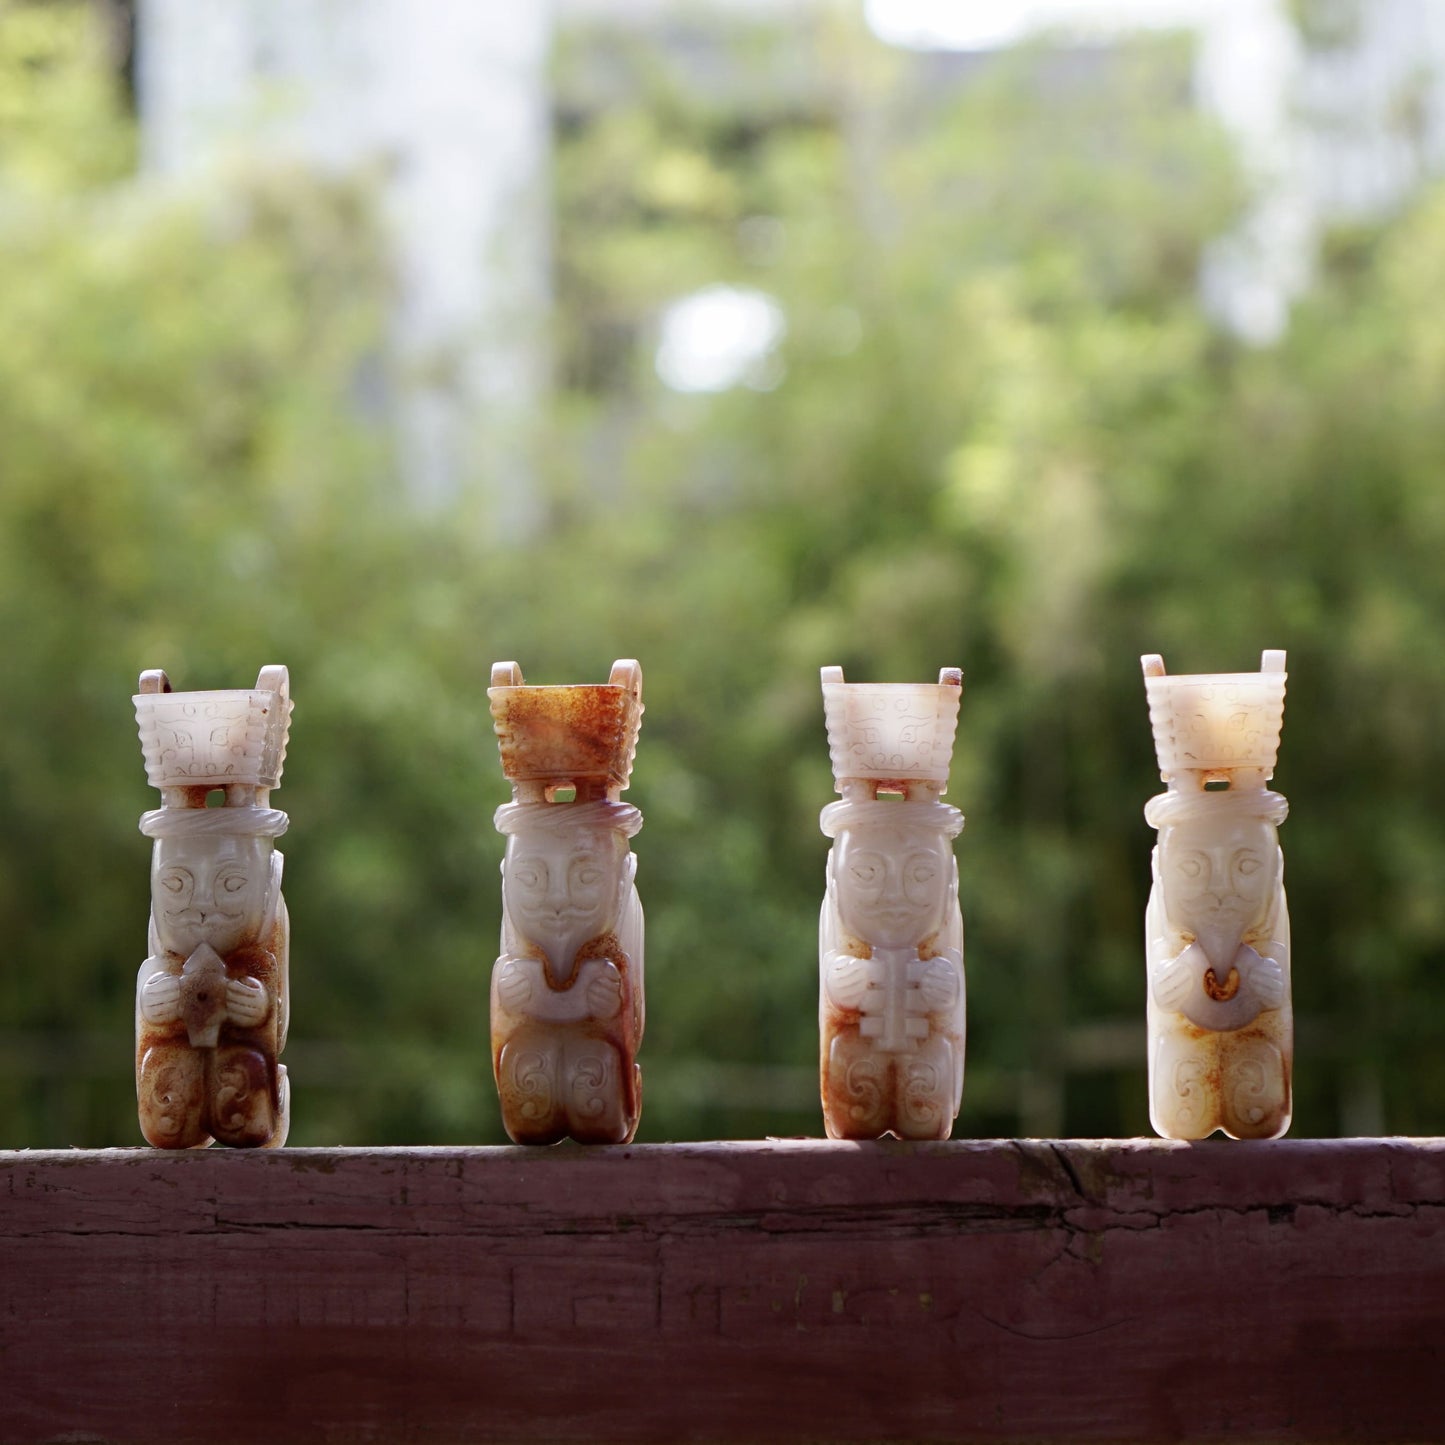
[2,1139,1441,1443]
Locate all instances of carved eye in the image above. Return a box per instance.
[161,874,185,895]
[909,863,937,887]
[220,872,249,894]
[1178,857,1202,879]
[850,863,881,885]
[514,866,542,890]
[1237,856,1261,876]
[575,868,603,887]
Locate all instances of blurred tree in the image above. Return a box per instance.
[545,8,1445,1140]
[545,15,1242,1139]
[2,0,1443,1148]
[0,0,507,1144]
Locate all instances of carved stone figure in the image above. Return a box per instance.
[488,660,645,1144]
[1142,651,1291,1140]
[134,666,293,1148]
[819,666,966,1140]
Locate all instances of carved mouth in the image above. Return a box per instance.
[1196,896,1248,914]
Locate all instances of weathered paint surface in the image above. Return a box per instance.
[1,1139,1442,1442]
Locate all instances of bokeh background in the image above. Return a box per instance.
[4,0,1445,1146]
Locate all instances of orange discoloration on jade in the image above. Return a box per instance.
[492,685,639,794]
[489,661,646,1146]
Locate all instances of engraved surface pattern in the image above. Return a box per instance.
[823,683,961,783]
[136,688,292,789]
[1145,672,1286,775]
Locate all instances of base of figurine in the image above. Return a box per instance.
[137,1045,289,1149]
[1149,1028,1291,1141]
[495,1030,640,1145]
[821,1035,958,1141]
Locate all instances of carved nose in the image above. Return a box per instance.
[1206,863,1235,892]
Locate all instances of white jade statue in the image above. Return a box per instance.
[134,666,293,1148]
[488,659,645,1145]
[1142,651,1291,1140]
[818,666,966,1140]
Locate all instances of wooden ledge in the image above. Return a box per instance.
[3,1139,1442,1443]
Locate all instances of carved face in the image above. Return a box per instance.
[503,825,627,965]
[152,833,272,958]
[832,823,953,951]
[1159,814,1279,944]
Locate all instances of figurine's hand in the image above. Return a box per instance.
[139,970,182,1026]
[1242,946,1288,1010]
[585,966,624,1020]
[917,956,961,1012]
[823,953,871,1010]
[225,976,270,1028]
[1152,943,1204,1015]
[495,960,534,1013]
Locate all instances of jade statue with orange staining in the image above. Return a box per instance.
[134,665,294,1148]
[818,665,966,1141]
[488,659,645,1145]
[1142,650,1292,1140]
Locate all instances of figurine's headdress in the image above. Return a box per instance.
[489,659,643,803]
[135,665,292,838]
[821,665,962,792]
[494,797,643,840]
[1142,651,1286,781]
[139,807,289,839]
[1144,785,1288,830]
[819,795,964,839]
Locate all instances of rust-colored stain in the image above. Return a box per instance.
[822,1044,894,1142]
[820,1009,956,1144]
[1203,966,1242,1002]
[492,933,641,1148]
[491,684,637,790]
[135,925,285,1151]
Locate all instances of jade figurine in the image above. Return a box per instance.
[818,665,966,1140]
[488,659,645,1144]
[134,665,293,1148]
[1142,650,1291,1140]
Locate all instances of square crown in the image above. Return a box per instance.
[1143,652,1286,777]
[489,659,643,790]
[135,666,292,792]
[822,667,962,787]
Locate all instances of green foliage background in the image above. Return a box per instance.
[2,3,1443,1145]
